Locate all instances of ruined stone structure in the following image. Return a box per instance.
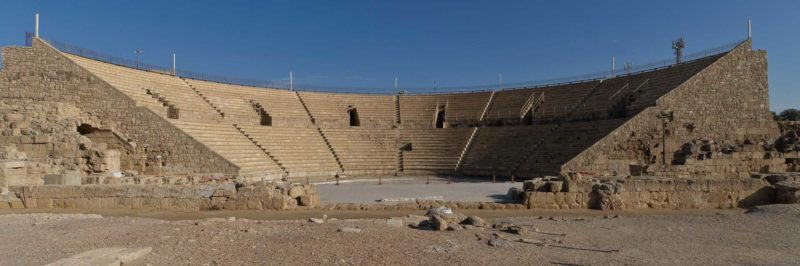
[0,36,794,188]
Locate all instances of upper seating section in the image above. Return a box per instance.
[184,79,312,127]
[626,55,723,114]
[486,81,599,125]
[184,79,260,125]
[299,91,395,128]
[66,55,222,122]
[399,92,492,128]
[571,54,724,120]
[321,128,397,175]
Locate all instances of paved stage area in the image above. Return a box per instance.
[314,176,522,203]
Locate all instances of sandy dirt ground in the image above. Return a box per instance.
[1,205,799,265]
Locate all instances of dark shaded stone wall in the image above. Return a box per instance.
[564,40,781,178]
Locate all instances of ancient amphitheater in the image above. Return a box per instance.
[0,32,799,212]
[1,27,800,264]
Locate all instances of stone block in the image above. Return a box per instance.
[10,201,24,209]
[645,179,660,192]
[43,173,81,185]
[0,161,25,169]
[288,186,305,198]
[553,192,566,208]
[33,135,51,144]
[246,198,262,210]
[87,198,102,209]
[238,187,254,198]
[222,199,238,210]
[75,198,89,209]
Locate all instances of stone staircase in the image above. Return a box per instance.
[454,127,479,173]
[395,129,403,174]
[233,125,288,177]
[479,91,496,122]
[145,89,179,119]
[182,79,226,118]
[394,95,401,126]
[289,91,345,174]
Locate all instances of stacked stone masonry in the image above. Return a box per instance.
[1,182,318,211]
[522,177,773,210]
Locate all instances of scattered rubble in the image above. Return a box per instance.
[487,233,512,248]
[593,182,624,210]
[424,240,459,254]
[338,227,362,233]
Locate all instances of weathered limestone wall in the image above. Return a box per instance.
[1,182,318,211]
[522,178,772,209]
[0,39,239,176]
[563,40,781,178]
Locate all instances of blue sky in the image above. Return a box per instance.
[0,0,797,111]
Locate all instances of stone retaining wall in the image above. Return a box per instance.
[522,178,773,210]
[0,182,318,211]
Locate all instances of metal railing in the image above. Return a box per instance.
[28,32,747,95]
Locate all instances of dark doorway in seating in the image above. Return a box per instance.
[521,108,534,125]
[399,142,412,151]
[435,106,446,128]
[260,112,272,126]
[347,106,360,127]
[77,123,97,135]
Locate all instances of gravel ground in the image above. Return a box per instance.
[1,205,799,265]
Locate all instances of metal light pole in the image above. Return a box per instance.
[499,73,503,90]
[134,50,142,69]
[611,56,616,77]
[35,13,39,38]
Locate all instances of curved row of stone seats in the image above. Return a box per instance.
[516,118,627,177]
[65,54,168,116]
[183,79,261,125]
[66,55,222,122]
[399,92,492,128]
[299,91,395,128]
[485,81,599,125]
[185,80,311,127]
[461,125,557,176]
[569,74,649,120]
[321,128,397,175]
[571,55,723,121]
[169,120,284,180]
[399,128,473,175]
[239,125,340,178]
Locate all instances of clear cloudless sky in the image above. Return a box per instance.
[0,0,797,111]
